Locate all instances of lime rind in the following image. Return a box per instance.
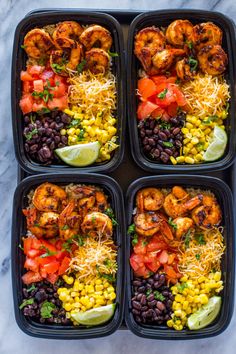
[71,304,116,326]
[55,141,100,167]
[187,296,222,330]
[203,126,227,162]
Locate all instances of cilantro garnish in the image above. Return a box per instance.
[194,233,206,245]
[39,246,56,258]
[25,128,38,141]
[104,207,118,226]
[184,229,192,248]
[195,254,201,260]
[40,301,56,319]
[26,284,36,292]
[132,234,138,246]
[77,59,87,73]
[188,57,198,72]
[163,142,174,148]
[108,50,119,57]
[18,244,24,251]
[128,224,135,235]
[154,291,165,301]
[177,282,188,292]
[51,63,66,74]
[157,88,168,99]
[21,44,27,49]
[19,298,34,310]
[168,217,177,230]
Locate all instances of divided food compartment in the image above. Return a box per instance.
[11,173,125,339]
[11,10,125,174]
[127,10,236,173]
[125,175,235,339]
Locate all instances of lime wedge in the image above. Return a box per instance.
[187,296,222,330]
[203,126,227,162]
[55,142,100,167]
[71,304,115,326]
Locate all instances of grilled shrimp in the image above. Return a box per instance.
[152,48,186,74]
[172,217,194,239]
[197,44,228,76]
[75,186,108,214]
[53,21,83,43]
[80,25,112,51]
[136,188,164,212]
[163,186,203,219]
[23,208,59,239]
[193,22,222,50]
[32,182,67,212]
[176,58,196,81]
[81,212,113,237]
[59,200,81,240]
[50,43,83,76]
[191,195,222,229]
[134,27,165,72]
[23,28,53,59]
[134,212,162,237]
[166,20,195,48]
[85,48,110,74]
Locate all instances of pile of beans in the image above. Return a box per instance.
[23,111,72,164]
[138,113,185,163]
[131,273,174,325]
[22,280,71,325]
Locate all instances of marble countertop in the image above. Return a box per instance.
[1,0,236,353]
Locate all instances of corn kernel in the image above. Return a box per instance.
[170,156,177,165]
[167,320,173,327]
[213,272,221,282]
[185,156,195,164]
[199,294,209,304]
[64,303,72,311]
[176,156,185,163]
[60,129,67,136]
[186,122,193,129]
[182,128,189,135]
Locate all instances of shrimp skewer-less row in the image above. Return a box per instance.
[134,20,228,79]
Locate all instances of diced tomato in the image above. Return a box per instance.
[19,94,34,114]
[55,250,69,261]
[28,65,45,75]
[167,253,176,265]
[43,261,60,274]
[36,255,56,266]
[134,265,150,278]
[33,79,44,92]
[133,238,147,255]
[47,273,59,284]
[23,237,33,255]
[22,271,43,285]
[32,100,47,113]
[58,256,71,275]
[137,101,158,120]
[166,76,177,84]
[47,95,68,111]
[170,85,187,106]
[151,106,165,119]
[40,70,55,86]
[138,78,157,100]
[54,74,67,85]
[20,71,34,81]
[50,82,66,98]
[55,240,64,250]
[157,250,169,264]
[40,240,57,253]
[22,81,33,94]
[24,258,39,272]
[40,267,48,278]
[130,253,145,272]
[151,75,167,86]
[164,264,178,279]
[27,249,41,258]
[31,238,42,250]
[146,235,168,252]
[167,102,178,117]
[156,87,176,108]
[145,258,160,273]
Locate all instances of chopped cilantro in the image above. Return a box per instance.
[61,225,69,230]
[132,234,138,246]
[21,44,27,49]
[51,63,66,74]
[128,223,136,235]
[194,233,206,245]
[185,40,193,49]
[40,301,56,319]
[18,244,24,251]
[37,107,51,114]
[108,50,119,57]
[154,290,165,301]
[26,284,36,292]
[163,141,174,147]
[103,258,112,267]
[78,129,85,141]
[39,246,56,258]
[188,57,198,72]
[157,88,168,99]
[195,254,201,260]
[19,298,34,310]
[77,59,87,73]
[202,115,219,125]
[96,265,116,283]
[177,282,188,292]
[146,289,152,296]
[159,121,171,130]
[68,119,81,128]
[184,229,192,248]
[104,207,118,226]
[168,217,177,230]
[25,128,38,141]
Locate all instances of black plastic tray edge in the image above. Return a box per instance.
[125,175,235,340]
[12,173,126,339]
[11,10,125,175]
[127,9,236,173]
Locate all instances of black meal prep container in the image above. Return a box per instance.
[11,173,126,339]
[127,10,236,173]
[11,10,125,174]
[125,175,235,339]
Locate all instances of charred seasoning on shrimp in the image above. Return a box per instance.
[129,185,225,331]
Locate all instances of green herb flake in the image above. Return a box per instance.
[40,301,56,319]
[177,282,188,292]
[157,88,168,99]
[27,284,36,292]
[202,115,219,125]
[51,63,66,74]
[188,57,198,72]
[18,244,24,251]
[195,254,201,260]
[37,107,51,115]
[19,298,34,310]
[61,225,69,230]
[132,234,138,246]
[21,44,27,49]
[75,235,85,247]
[104,207,118,226]
[163,141,174,148]
[128,223,136,235]
[108,50,119,57]
[78,129,85,141]
[154,290,165,301]
[194,233,206,245]
[146,289,152,296]
[77,59,87,73]
[184,229,192,248]
[185,40,193,49]
[159,121,171,130]
[39,246,56,258]
[168,217,177,230]
[25,128,38,141]
[103,258,112,267]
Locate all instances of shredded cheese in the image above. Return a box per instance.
[181,74,230,118]
[68,71,116,118]
[70,237,117,280]
[178,227,225,279]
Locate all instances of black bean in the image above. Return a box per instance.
[146,129,153,136]
[156,301,166,311]
[156,144,163,152]
[132,308,140,315]
[61,136,68,144]
[153,273,160,281]
[148,300,157,307]
[141,306,148,312]
[166,299,173,308]
[173,127,181,135]
[137,286,146,293]
[132,301,142,310]
[163,129,171,138]
[164,148,173,156]
[133,280,142,287]
[159,274,166,285]
[147,278,154,285]
[143,145,152,152]
[152,149,160,158]
[153,126,159,134]
[140,294,147,305]
[146,283,152,290]
[160,151,169,163]
[149,120,155,130]
[148,138,156,146]
[175,140,182,148]
[146,309,154,318]
[169,294,174,301]
[158,132,167,141]
[147,294,154,302]
[162,291,169,297]
[50,141,55,150]
[45,128,53,136]
[175,134,182,140]
[143,137,149,145]
[30,144,38,153]
[140,130,145,138]
[135,315,142,323]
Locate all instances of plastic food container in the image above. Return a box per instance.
[11,10,125,174]
[125,175,235,339]
[127,10,236,172]
[11,173,125,339]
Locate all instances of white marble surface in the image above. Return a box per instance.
[0,0,236,353]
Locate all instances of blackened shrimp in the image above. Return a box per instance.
[197,45,228,76]
[79,25,112,51]
[166,20,195,48]
[23,28,53,59]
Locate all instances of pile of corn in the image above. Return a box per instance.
[58,274,116,324]
[174,111,227,165]
[167,272,223,330]
[61,107,119,162]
